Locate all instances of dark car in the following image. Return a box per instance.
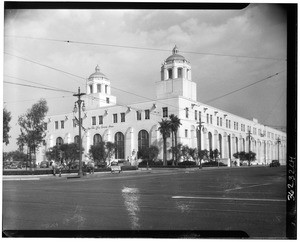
[270,160,280,167]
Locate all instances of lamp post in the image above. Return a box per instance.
[73,87,86,177]
[276,137,281,163]
[197,115,205,165]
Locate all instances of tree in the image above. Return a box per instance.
[211,149,220,161]
[198,149,209,167]
[3,108,12,145]
[89,141,116,165]
[148,145,159,162]
[169,114,182,165]
[188,147,198,162]
[181,145,190,161]
[158,119,171,166]
[17,99,48,169]
[233,151,256,166]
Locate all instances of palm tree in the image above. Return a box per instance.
[169,114,182,165]
[158,119,171,166]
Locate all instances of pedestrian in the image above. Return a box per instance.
[51,160,56,176]
[90,161,95,174]
[58,164,62,177]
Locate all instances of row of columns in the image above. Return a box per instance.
[161,66,191,81]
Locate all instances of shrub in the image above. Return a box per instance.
[202,161,227,167]
[178,161,196,166]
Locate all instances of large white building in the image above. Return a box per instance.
[38,46,286,166]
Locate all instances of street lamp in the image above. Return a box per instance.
[197,115,205,165]
[73,87,86,177]
[276,137,281,163]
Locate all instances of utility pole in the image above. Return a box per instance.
[276,137,281,163]
[73,87,86,177]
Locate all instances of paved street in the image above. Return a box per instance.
[3,166,286,238]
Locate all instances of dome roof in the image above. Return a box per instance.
[88,65,107,79]
[165,45,187,62]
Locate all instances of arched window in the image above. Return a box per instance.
[219,134,222,158]
[93,134,102,145]
[178,68,183,78]
[168,69,172,79]
[208,132,213,151]
[115,132,125,159]
[74,135,79,144]
[138,130,149,152]
[228,135,231,158]
[56,137,63,146]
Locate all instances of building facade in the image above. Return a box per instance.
[38,46,287,165]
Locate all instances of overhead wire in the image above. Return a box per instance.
[4,43,286,126]
[204,70,286,104]
[5,35,287,61]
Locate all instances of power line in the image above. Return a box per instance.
[5,35,286,61]
[4,81,75,93]
[4,52,85,83]
[205,70,286,104]
[4,48,286,126]
[4,95,73,104]
[4,74,75,94]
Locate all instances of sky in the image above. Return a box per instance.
[3,3,288,152]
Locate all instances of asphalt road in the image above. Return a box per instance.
[3,166,286,238]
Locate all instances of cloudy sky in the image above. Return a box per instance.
[3,3,287,152]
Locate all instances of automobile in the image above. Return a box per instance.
[270,160,280,167]
[10,164,18,169]
[110,161,118,166]
[39,162,48,168]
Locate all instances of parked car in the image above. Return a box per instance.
[10,164,18,169]
[270,160,280,167]
[39,162,48,168]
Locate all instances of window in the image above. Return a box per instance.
[206,114,209,123]
[226,119,228,128]
[217,117,219,126]
[178,68,182,78]
[210,115,212,124]
[236,122,239,130]
[121,112,125,122]
[73,119,77,127]
[113,114,118,123]
[138,130,149,156]
[220,118,223,126]
[74,135,80,144]
[168,69,172,79]
[253,128,257,135]
[115,132,125,159]
[99,115,103,125]
[56,137,63,146]
[61,120,64,129]
[105,85,108,94]
[93,134,102,145]
[145,109,150,120]
[195,110,197,120]
[228,120,231,129]
[106,97,110,104]
[199,111,202,122]
[89,84,93,94]
[185,129,188,138]
[163,107,168,118]
[97,84,101,93]
[186,108,189,118]
[55,121,59,129]
[92,116,96,125]
[137,111,142,120]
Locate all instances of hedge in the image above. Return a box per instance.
[3,166,137,176]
